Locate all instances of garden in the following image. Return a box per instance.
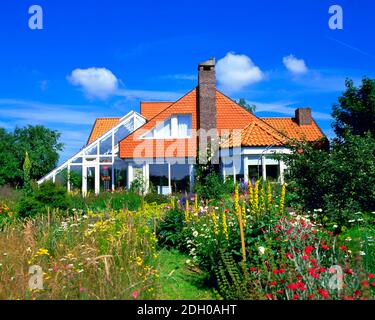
[0,78,374,300]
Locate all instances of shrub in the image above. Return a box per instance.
[194,171,234,200]
[157,208,185,248]
[144,193,170,205]
[70,190,141,212]
[17,181,71,218]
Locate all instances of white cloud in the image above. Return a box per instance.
[68,67,119,99]
[216,52,264,93]
[282,55,308,75]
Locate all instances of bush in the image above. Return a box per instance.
[17,181,71,218]
[70,190,141,212]
[144,193,170,205]
[282,133,375,225]
[194,171,234,200]
[157,208,185,248]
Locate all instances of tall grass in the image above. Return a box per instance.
[0,206,161,300]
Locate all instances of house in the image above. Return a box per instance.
[38,58,325,195]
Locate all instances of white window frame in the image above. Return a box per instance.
[141,114,192,140]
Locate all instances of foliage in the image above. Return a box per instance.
[0,128,18,186]
[130,173,147,195]
[23,151,32,193]
[0,208,159,300]
[144,193,170,205]
[332,77,375,140]
[17,181,71,218]
[238,98,257,114]
[70,190,141,212]
[282,133,375,225]
[158,182,374,300]
[60,169,82,190]
[157,207,185,248]
[0,125,63,187]
[194,169,234,200]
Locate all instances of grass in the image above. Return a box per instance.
[157,249,217,300]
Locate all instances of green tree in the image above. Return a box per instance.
[0,128,18,186]
[332,77,375,140]
[13,125,64,183]
[23,151,32,193]
[238,98,256,114]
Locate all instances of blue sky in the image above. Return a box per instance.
[1,0,374,163]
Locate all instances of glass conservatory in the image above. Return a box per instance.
[37,111,146,195]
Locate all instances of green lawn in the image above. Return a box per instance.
[157,249,217,300]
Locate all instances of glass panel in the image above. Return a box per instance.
[100,165,112,192]
[149,164,169,194]
[248,165,262,181]
[177,115,192,137]
[114,123,132,145]
[72,156,83,164]
[70,166,82,191]
[87,167,96,193]
[85,144,97,155]
[154,119,171,138]
[171,164,190,193]
[266,165,279,181]
[99,135,112,155]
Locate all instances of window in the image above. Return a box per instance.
[248,165,262,180]
[143,115,191,139]
[266,165,279,181]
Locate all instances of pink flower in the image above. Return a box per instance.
[301,255,309,261]
[131,291,139,299]
[79,287,86,293]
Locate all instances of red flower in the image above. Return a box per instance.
[361,281,369,287]
[287,283,298,291]
[308,294,314,300]
[339,245,347,252]
[265,293,274,300]
[371,282,375,287]
[318,288,329,299]
[279,269,286,274]
[354,290,361,297]
[250,267,257,272]
[304,246,314,255]
[277,289,285,295]
[343,296,354,300]
[296,275,303,281]
[318,268,327,273]
[297,281,306,291]
[269,281,277,286]
[321,245,329,250]
[368,274,374,279]
[285,252,294,259]
[291,294,299,300]
[301,255,309,261]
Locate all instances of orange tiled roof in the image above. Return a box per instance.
[87,118,120,145]
[140,102,173,120]
[85,87,326,157]
[221,120,288,148]
[120,89,198,159]
[263,118,324,142]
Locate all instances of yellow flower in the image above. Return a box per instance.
[234,184,239,215]
[135,256,143,266]
[279,183,286,214]
[212,210,219,236]
[221,212,229,241]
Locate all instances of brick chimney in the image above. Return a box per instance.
[197,57,218,164]
[198,58,216,132]
[295,108,312,126]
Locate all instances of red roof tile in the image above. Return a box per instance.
[87,118,120,145]
[263,118,324,142]
[140,102,173,120]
